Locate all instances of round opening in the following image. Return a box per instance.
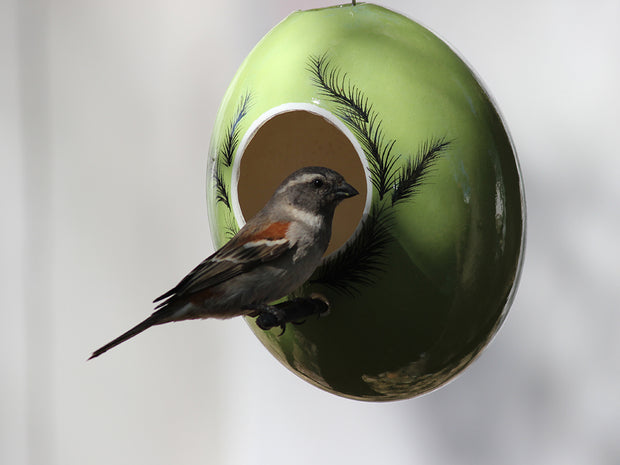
[232,104,370,256]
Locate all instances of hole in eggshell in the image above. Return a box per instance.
[232,105,370,256]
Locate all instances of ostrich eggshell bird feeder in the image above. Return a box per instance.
[205,3,525,401]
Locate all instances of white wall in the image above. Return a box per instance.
[3,1,619,464]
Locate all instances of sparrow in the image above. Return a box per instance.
[89,166,358,359]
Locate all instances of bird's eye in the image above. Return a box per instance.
[312,178,324,188]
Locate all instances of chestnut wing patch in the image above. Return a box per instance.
[153,222,293,306]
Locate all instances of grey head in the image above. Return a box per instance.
[272,166,359,218]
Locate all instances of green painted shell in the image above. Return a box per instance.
[206,3,525,401]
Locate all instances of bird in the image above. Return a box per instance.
[89,166,358,359]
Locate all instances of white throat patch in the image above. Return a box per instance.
[285,204,323,230]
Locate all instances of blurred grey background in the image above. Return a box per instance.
[2,0,619,464]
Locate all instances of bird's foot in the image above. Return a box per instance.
[247,304,288,335]
[246,295,330,335]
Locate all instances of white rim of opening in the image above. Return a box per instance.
[230,102,373,257]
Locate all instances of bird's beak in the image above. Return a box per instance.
[335,181,359,200]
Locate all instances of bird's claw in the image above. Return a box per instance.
[250,305,288,334]
[248,295,330,336]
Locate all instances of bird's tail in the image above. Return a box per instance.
[88,309,173,360]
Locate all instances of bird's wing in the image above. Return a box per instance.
[153,221,293,305]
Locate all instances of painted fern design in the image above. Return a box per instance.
[308,53,450,294]
[214,162,230,209]
[308,54,398,199]
[224,214,239,240]
[392,137,451,205]
[214,91,252,210]
[307,54,372,123]
[220,92,252,168]
[311,204,394,295]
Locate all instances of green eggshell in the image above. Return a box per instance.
[206,3,525,401]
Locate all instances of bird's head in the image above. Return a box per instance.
[274,166,359,218]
